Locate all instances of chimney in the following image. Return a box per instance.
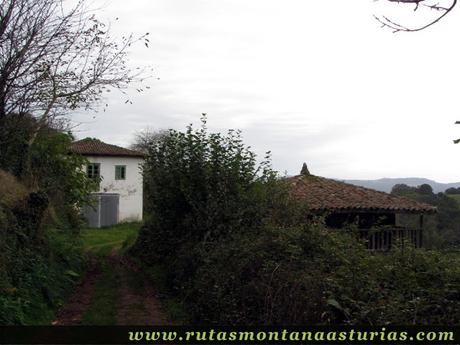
[300,162,310,176]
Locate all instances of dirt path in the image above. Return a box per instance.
[113,254,170,325]
[53,254,170,325]
[52,258,102,325]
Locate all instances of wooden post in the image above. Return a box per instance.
[419,214,424,248]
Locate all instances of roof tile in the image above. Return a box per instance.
[289,175,436,213]
[70,138,144,158]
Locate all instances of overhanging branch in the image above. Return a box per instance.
[375,0,457,32]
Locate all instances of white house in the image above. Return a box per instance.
[70,138,144,226]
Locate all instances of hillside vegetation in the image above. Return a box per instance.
[448,194,460,208]
[0,170,85,324]
[132,117,460,325]
[391,183,460,247]
[345,178,460,194]
[0,116,96,324]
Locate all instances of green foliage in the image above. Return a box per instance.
[0,226,84,324]
[0,114,98,231]
[80,222,141,256]
[136,115,279,262]
[81,261,118,325]
[182,224,460,325]
[0,147,89,324]
[0,115,36,177]
[133,117,308,323]
[127,255,189,324]
[446,187,460,195]
[391,183,460,246]
[29,130,97,208]
[187,224,336,324]
[133,120,460,325]
[448,194,460,207]
[320,241,460,324]
[28,129,98,231]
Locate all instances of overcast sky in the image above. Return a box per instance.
[73,0,460,182]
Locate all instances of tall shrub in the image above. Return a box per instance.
[135,116,279,262]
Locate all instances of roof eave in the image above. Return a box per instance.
[309,207,437,214]
[71,152,145,158]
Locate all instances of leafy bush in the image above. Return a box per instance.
[311,239,459,324]
[186,224,335,325]
[0,169,85,324]
[28,130,98,231]
[445,187,460,195]
[1,114,97,232]
[0,205,84,324]
[29,130,96,208]
[183,224,460,325]
[132,116,310,322]
[134,115,280,263]
[134,118,460,325]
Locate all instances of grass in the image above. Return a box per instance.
[81,261,118,325]
[131,257,189,324]
[80,222,141,256]
[81,221,188,323]
[79,222,142,324]
[70,222,186,324]
[448,194,460,207]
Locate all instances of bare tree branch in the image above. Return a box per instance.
[130,128,169,154]
[375,0,457,32]
[0,0,150,139]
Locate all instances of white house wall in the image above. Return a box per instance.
[86,156,143,222]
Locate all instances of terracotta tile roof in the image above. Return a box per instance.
[289,174,436,213]
[70,138,144,158]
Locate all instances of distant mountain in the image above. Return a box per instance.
[341,178,460,194]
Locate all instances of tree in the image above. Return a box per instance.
[377,0,457,32]
[0,0,149,150]
[391,183,416,195]
[130,128,169,154]
[419,183,434,195]
[445,187,460,194]
[391,183,460,246]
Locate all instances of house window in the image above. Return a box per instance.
[87,163,100,179]
[115,165,126,180]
